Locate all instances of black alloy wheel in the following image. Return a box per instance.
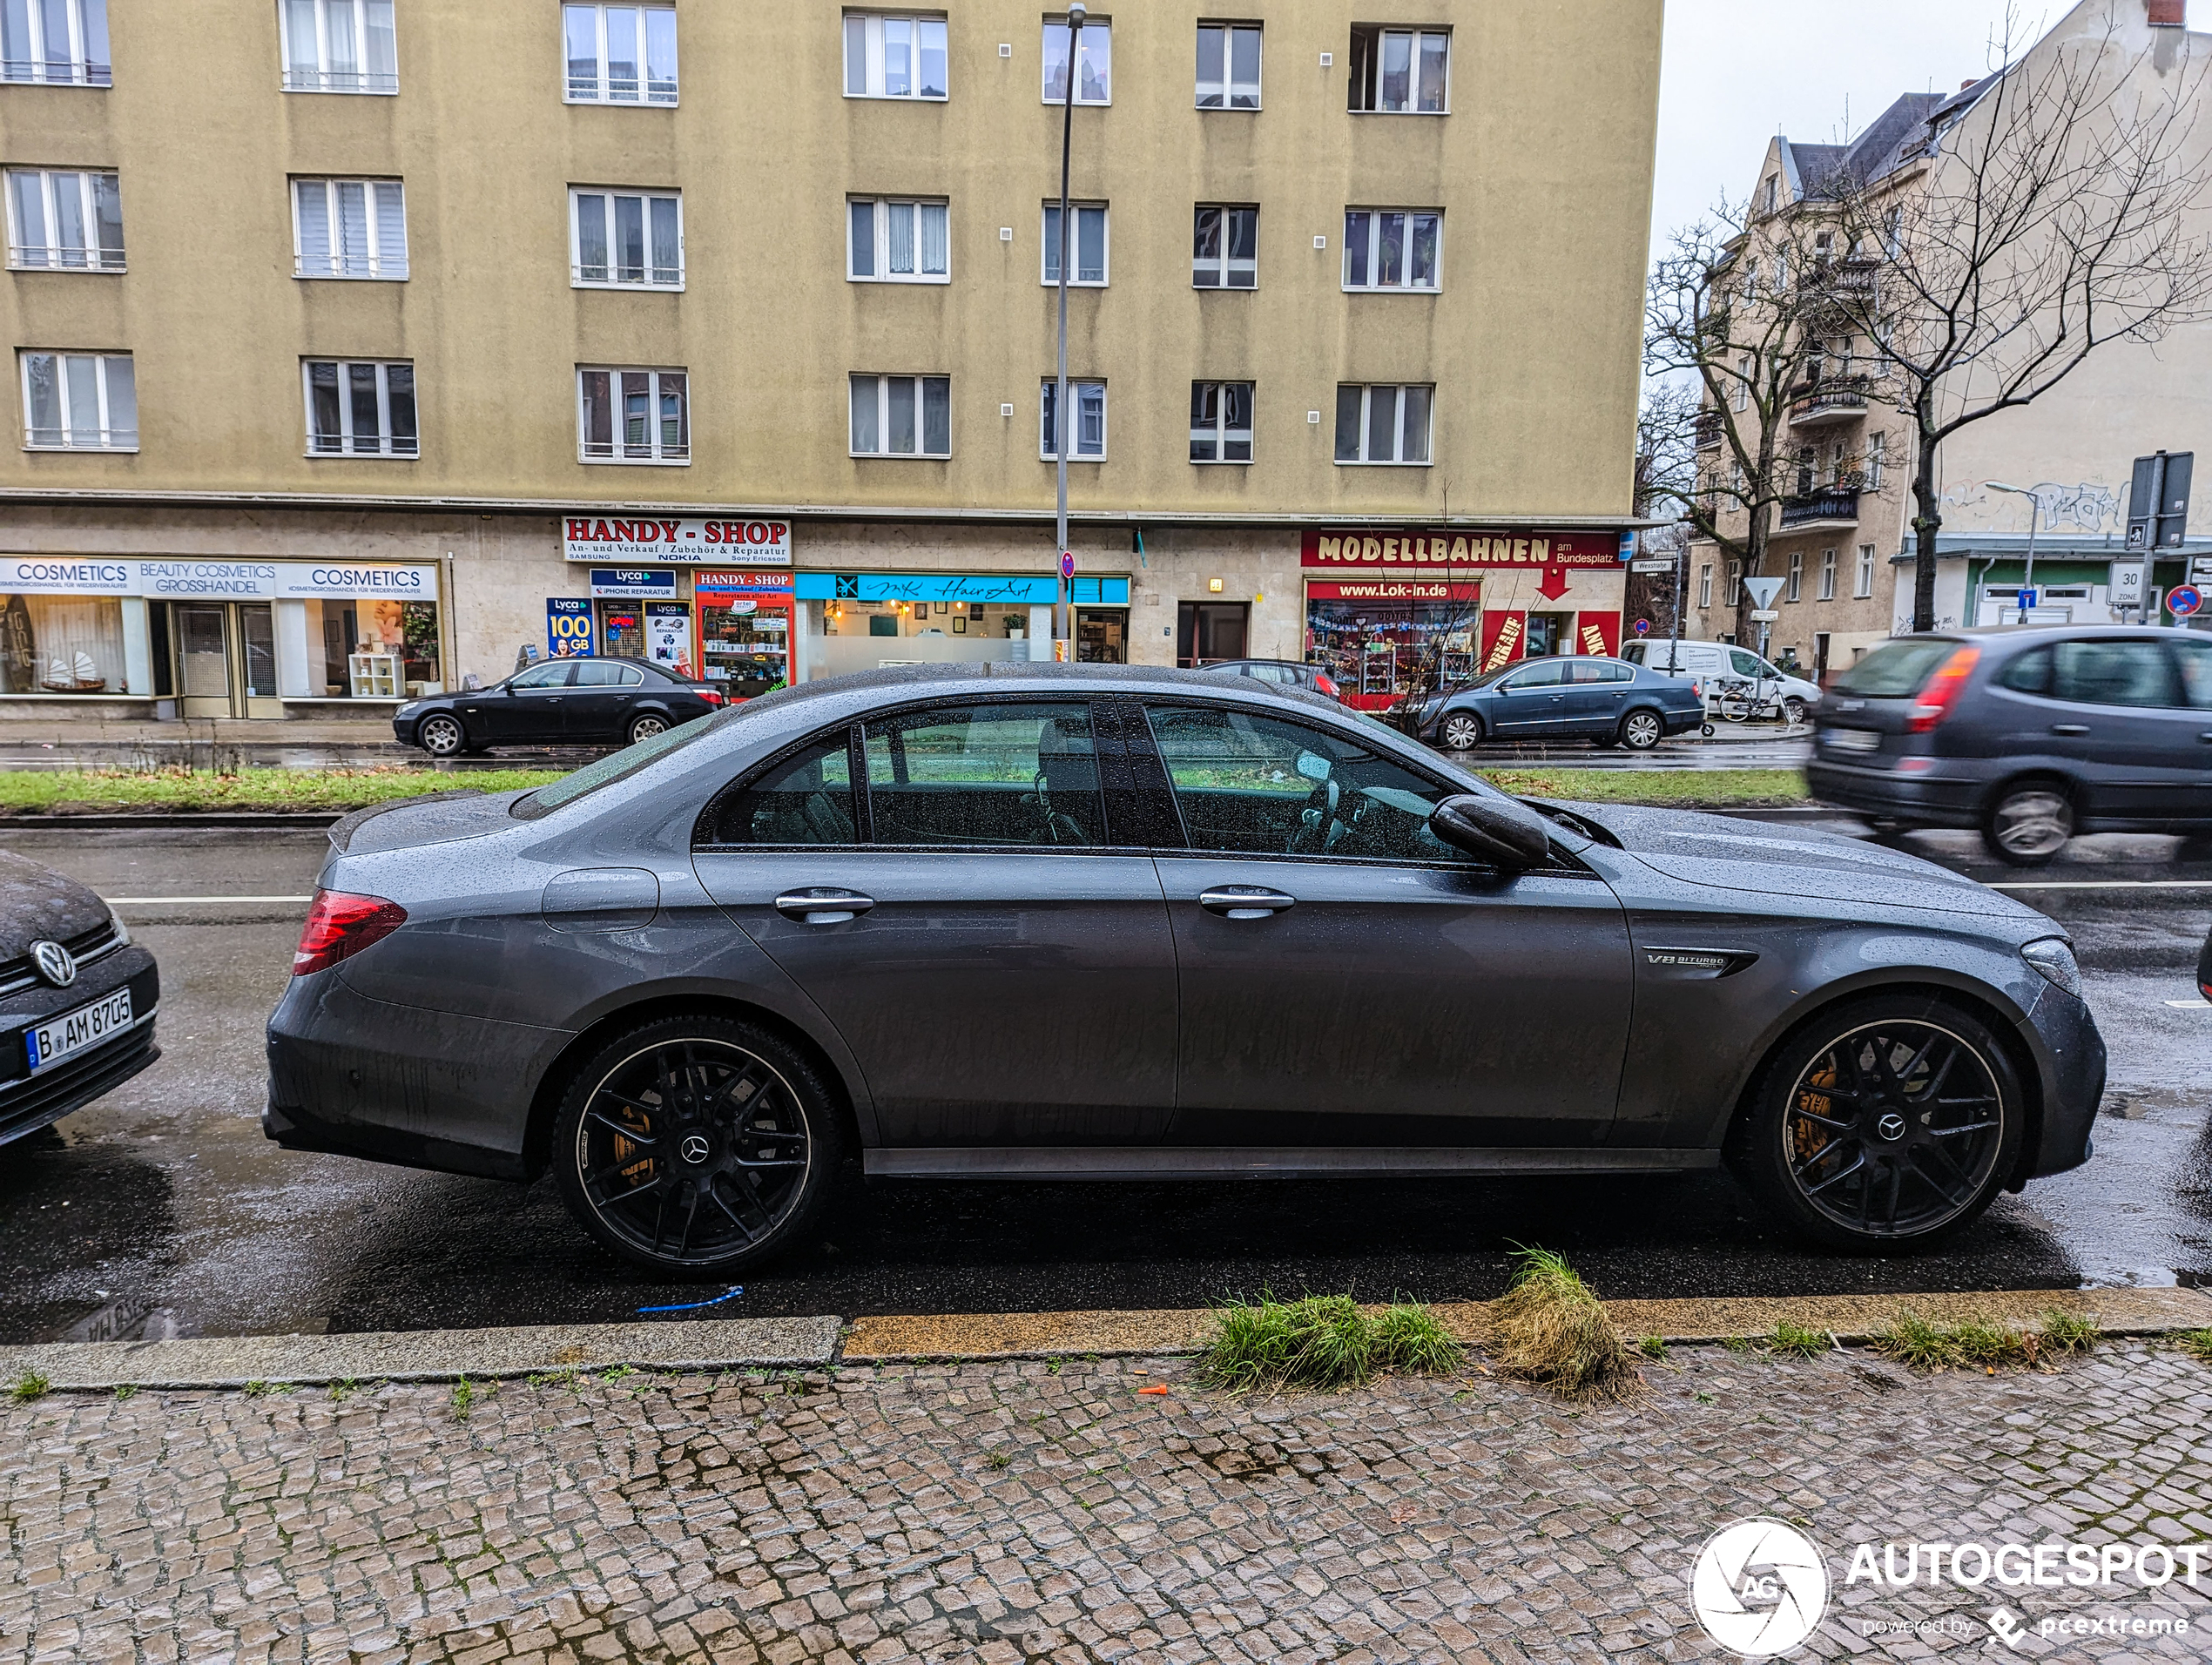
[1619,709,1663,751]
[1734,996,2020,1251]
[1982,781,2074,866]
[628,712,671,746]
[552,1016,841,1273]
[1440,711,1483,752]
[418,713,466,757]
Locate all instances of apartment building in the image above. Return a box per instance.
[0,1,1660,720]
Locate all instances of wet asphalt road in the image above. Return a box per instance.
[0,823,2205,1346]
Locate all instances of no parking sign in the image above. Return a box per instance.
[2169,584,2204,619]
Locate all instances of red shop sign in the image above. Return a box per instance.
[1302,529,1622,569]
[1305,580,1483,602]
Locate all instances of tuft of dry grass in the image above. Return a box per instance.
[1487,1247,1641,1402]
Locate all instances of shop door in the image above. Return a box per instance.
[175,604,234,718]
[1076,608,1127,664]
[1177,601,1248,667]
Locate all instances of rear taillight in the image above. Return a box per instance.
[1314,673,1340,698]
[1906,645,1981,732]
[698,689,725,706]
[293,890,407,976]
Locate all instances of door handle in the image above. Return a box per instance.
[774,888,876,925]
[1199,886,1297,919]
[2050,724,2089,736]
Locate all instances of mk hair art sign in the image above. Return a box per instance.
[0,557,438,599]
[563,516,792,565]
[1302,529,1624,569]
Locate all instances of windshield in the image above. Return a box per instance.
[1831,637,1961,698]
[509,714,725,819]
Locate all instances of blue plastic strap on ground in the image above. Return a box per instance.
[635,1286,745,1315]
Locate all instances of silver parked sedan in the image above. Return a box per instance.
[265,664,2105,1272]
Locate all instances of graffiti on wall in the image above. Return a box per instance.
[1943,480,2123,533]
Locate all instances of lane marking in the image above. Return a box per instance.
[104,895,315,905]
[1986,880,2212,892]
[2166,999,2212,1010]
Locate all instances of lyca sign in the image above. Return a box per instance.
[1,558,438,599]
[1302,529,1625,569]
[563,516,792,565]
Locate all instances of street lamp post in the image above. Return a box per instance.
[1986,482,2041,623]
[1052,3,1084,663]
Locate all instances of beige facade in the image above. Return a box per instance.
[0,0,1659,718]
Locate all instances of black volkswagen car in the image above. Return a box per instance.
[395,657,725,756]
[1,852,159,1147]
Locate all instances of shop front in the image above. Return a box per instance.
[802,571,1130,677]
[696,570,793,699]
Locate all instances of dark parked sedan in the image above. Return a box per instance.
[269,664,2103,1271]
[1807,625,2212,864]
[1,852,159,1148]
[395,656,725,756]
[1406,656,1705,751]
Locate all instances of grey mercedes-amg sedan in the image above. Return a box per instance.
[265,664,2104,1272]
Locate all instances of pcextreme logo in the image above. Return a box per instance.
[1689,1519,1830,1657]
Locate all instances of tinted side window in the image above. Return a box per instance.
[1995,646,2054,697]
[2171,637,2212,710]
[2053,640,2183,709]
[1508,660,1566,689]
[1144,703,1460,862]
[1602,662,1635,683]
[510,662,574,690]
[705,732,857,846]
[572,661,642,686]
[864,702,1106,847]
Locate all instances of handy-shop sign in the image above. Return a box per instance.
[563,516,792,565]
[1301,530,1626,569]
[0,557,439,599]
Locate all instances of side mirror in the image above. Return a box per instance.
[1429,793,1553,867]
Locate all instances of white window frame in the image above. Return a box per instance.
[1866,430,1885,489]
[6,168,123,271]
[1041,201,1108,286]
[849,374,952,458]
[1190,380,1253,464]
[1341,208,1440,293]
[302,358,417,458]
[842,12,948,101]
[1855,544,1876,598]
[1332,384,1432,466]
[563,3,678,104]
[1726,559,1743,608]
[1191,203,1255,289]
[279,0,397,94]
[1348,25,1447,114]
[1040,379,1106,462]
[1195,21,1259,110]
[1786,549,1802,603]
[570,187,684,289]
[1042,14,1109,105]
[0,0,110,86]
[847,197,950,284]
[293,178,408,280]
[19,350,134,451]
[577,366,690,466]
[1697,564,1713,610]
[1818,548,1837,601]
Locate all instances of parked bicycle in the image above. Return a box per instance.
[1700,671,1795,734]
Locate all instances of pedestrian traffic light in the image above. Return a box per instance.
[2127,451,2192,550]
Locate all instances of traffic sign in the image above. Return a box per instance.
[1630,558,1676,574]
[1634,618,1651,636]
[2016,586,2039,611]
[1743,576,1786,610]
[1058,549,1076,581]
[1750,609,1780,623]
[2169,584,2204,618]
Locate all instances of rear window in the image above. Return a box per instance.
[1831,637,1961,698]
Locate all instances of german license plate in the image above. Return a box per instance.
[1825,728,1880,754]
[25,988,132,1075]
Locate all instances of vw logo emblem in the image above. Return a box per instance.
[678,1134,711,1166]
[29,940,77,988]
[1876,1112,1908,1143]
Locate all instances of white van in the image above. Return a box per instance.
[1622,639,1822,724]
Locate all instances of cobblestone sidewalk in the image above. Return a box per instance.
[5,1344,2211,1664]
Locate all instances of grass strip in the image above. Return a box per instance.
[1872,1308,2097,1372]
[1480,767,1811,809]
[1197,1293,1463,1392]
[1489,1246,1642,1401]
[0,766,565,815]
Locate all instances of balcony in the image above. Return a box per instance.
[1790,379,1868,428]
[1780,489,1862,529]
[1695,410,1725,450]
[1798,255,1880,304]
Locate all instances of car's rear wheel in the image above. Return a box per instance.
[1732,994,2022,1252]
[1439,711,1483,752]
[1982,781,2074,866]
[627,713,671,746]
[1619,709,1663,751]
[418,713,465,758]
[551,1015,842,1275]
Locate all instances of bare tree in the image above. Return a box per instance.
[1831,6,2212,630]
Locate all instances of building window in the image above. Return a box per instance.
[1346,25,1446,113]
[578,367,688,464]
[563,3,676,104]
[1786,549,1802,603]
[280,0,396,93]
[843,13,947,99]
[293,179,407,280]
[1342,209,1440,292]
[1697,564,1713,609]
[6,169,123,270]
[1818,548,1837,601]
[19,350,134,449]
[304,360,416,457]
[1042,201,1107,285]
[1725,559,1743,608]
[850,374,950,457]
[1190,381,1252,463]
[571,188,681,287]
[1042,14,1109,104]
[1333,384,1431,465]
[1,0,110,85]
[1855,544,1876,597]
[1867,430,1885,489]
[1192,204,1255,288]
[848,198,948,282]
[1041,379,1105,460]
[1196,22,1258,108]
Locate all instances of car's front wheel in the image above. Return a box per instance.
[1783,697,1808,726]
[1982,781,2074,866]
[1618,708,1664,751]
[627,712,671,746]
[417,713,466,758]
[1732,994,2023,1252]
[1439,711,1483,752]
[551,1015,842,1275]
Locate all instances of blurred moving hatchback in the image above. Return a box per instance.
[1807,626,2212,865]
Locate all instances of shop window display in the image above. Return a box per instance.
[0,592,127,693]
[1305,585,1480,711]
[308,597,441,698]
[699,597,788,699]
